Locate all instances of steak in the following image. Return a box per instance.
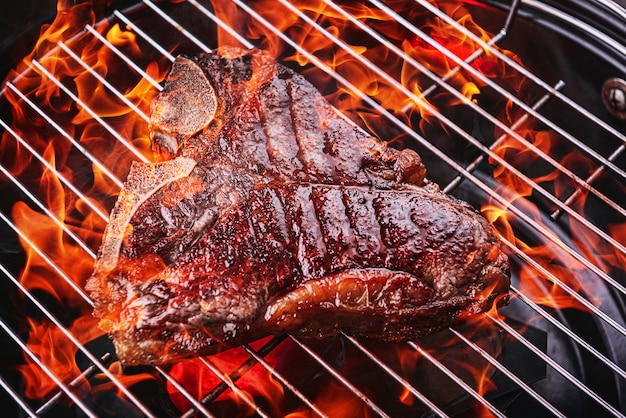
[86,47,510,366]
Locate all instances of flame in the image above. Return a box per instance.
[2,0,159,405]
[1,0,519,413]
[16,316,100,400]
[2,0,623,416]
[167,337,286,414]
[484,116,620,311]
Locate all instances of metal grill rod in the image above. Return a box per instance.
[113,10,176,62]
[241,344,329,418]
[233,0,626,307]
[490,315,626,417]
[154,365,216,418]
[0,259,157,417]
[524,0,626,56]
[313,0,626,225]
[552,158,623,220]
[35,353,112,415]
[142,0,212,54]
[341,334,449,417]
[0,312,98,418]
[0,374,38,418]
[448,327,566,418]
[510,285,626,381]
[407,341,505,417]
[0,117,110,222]
[197,356,271,418]
[58,41,151,123]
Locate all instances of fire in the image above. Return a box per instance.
[484,116,620,310]
[167,337,286,414]
[2,0,624,416]
[16,316,100,400]
[2,0,159,409]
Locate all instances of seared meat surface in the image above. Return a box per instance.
[86,47,509,366]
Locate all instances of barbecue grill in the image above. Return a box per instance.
[1,0,625,416]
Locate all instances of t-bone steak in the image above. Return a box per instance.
[86,46,510,366]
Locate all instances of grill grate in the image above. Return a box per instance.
[1,0,625,416]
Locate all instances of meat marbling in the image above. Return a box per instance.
[86,46,510,366]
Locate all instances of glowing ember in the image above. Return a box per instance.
[167,337,286,413]
[1,0,623,416]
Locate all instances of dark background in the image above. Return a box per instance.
[1,1,58,79]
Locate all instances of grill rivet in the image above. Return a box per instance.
[602,78,626,120]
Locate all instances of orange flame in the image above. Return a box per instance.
[3,0,622,415]
[167,337,286,414]
[1,0,520,412]
[484,115,620,311]
[16,316,101,400]
[2,0,160,404]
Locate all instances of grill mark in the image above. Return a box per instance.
[340,189,387,265]
[311,186,358,269]
[287,74,336,182]
[230,96,273,175]
[371,192,428,274]
[262,187,290,246]
[240,187,297,290]
[259,74,304,178]
[290,185,328,279]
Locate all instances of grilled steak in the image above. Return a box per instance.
[86,47,510,366]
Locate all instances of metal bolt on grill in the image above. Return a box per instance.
[0,0,625,417]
